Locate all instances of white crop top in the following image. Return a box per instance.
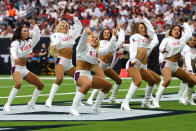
[76,30,116,64]
[10,25,40,66]
[50,17,82,49]
[159,22,192,59]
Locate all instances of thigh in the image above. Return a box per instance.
[92,65,105,78]
[140,68,155,85]
[174,68,195,82]
[91,76,111,89]
[55,64,65,79]
[127,67,142,84]
[65,66,76,78]
[104,68,121,83]
[161,67,172,79]
[23,72,43,87]
[161,67,172,87]
[12,71,22,84]
[76,76,91,87]
[147,69,161,84]
[76,76,92,94]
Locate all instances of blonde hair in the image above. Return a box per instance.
[165,30,170,37]
[89,33,100,70]
[55,21,69,33]
[49,45,58,58]
[49,21,69,58]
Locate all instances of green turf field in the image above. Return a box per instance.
[0,75,196,131]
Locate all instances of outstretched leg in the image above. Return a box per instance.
[105,68,122,103]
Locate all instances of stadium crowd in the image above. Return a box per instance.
[0,0,196,38]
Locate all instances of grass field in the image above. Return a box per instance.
[0,75,196,131]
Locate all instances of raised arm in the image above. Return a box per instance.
[142,16,155,39]
[98,34,116,57]
[70,16,83,40]
[31,24,41,48]
[180,22,192,45]
[76,28,90,52]
[113,28,125,51]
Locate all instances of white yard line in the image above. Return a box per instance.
[0,83,75,89]
[0,86,179,99]
[0,76,178,80]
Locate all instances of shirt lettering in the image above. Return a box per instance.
[62,36,73,42]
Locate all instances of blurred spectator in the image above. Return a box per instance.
[0,24,13,38]
[0,0,195,35]
[81,15,90,27]
[39,43,48,75]
[58,0,67,9]
[18,6,27,18]
[155,16,165,33]
[90,15,98,31]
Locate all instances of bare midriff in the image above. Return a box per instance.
[15,58,27,66]
[136,47,148,65]
[100,52,113,64]
[165,53,180,62]
[76,60,92,71]
[58,48,73,59]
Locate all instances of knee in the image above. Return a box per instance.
[148,81,155,86]
[102,82,112,93]
[116,78,122,85]
[187,79,195,87]
[37,82,44,90]
[107,82,112,90]
[15,82,22,89]
[134,80,142,87]
[81,82,92,93]
[164,77,171,85]
[55,78,63,85]
[155,77,161,85]
[163,77,171,87]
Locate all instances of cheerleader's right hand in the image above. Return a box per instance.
[85,28,92,35]
[132,61,137,66]
[112,29,117,36]
[161,48,168,53]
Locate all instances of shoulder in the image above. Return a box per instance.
[11,40,19,46]
[162,37,170,42]
[129,34,140,42]
[131,33,141,38]
[183,45,191,52]
[50,33,62,38]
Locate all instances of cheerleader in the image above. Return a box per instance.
[86,25,125,105]
[3,24,44,112]
[70,28,117,116]
[45,15,82,107]
[121,16,161,110]
[179,35,196,105]
[153,21,195,108]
